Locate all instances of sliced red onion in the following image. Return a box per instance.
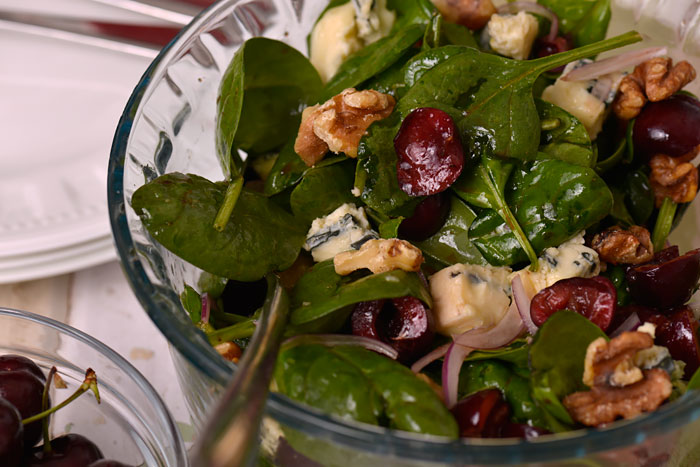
[512,275,538,335]
[562,46,668,82]
[610,312,642,338]
[442,342,472,409]
[497,1,558,40]
[281,334,399,360]
[453,299,526,349]
[201,292,212,324]
[411,342,451,373]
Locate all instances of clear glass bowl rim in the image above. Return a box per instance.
[0,306,188,465]
[107,1,700,463]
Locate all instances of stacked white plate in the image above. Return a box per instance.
[0,0,160,283]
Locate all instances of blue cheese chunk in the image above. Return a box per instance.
[542,60,624,139]
[487,11,539,60]
[513,232,600,295]
[309,0,395,83]
[303,203,378,262]
[429,264,512,336]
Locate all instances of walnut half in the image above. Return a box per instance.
[564,331,672,427]
[613,57,696,120]
[294,88,395,166]
[590,225,653,265]
[649,153,699,207]
[334,238,423,276]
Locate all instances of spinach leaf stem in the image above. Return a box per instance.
[652,197,677,252]
[213,175,244,232]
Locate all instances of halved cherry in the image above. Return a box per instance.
[451,389,510,438]
[351,296,434,363]
[655,307,700,378]
[530,277,617,331]
[398,192,451,241]
[626,248,700,309]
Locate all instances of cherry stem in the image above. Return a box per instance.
[22,368,100,426]
[40,366,57,454]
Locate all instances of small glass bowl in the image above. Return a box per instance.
[0,307,187,466]
[108,0,700,465]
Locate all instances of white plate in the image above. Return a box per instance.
[0,235,115,283]
[0,22,151,258]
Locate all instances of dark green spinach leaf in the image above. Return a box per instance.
[131,173,306,281]
[180,284,202,323]
[538,0,611,47]
[290,260,432,326]
[469,159,613,265]
[688,368,700,390]
[290,160,357,225]
[536,99,595,167]
[529,310,608,425]
[217,38,322,174]
[398,32,640,160]
[275,344,458,437]
[415,196,487,267]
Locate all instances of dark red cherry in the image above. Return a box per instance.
[626,248,700,309]
[655,307,700,378]
[0,397,22,467]
[398,192,451,241]
[351,296,434,363]
[27,434,103,466]
[0,355,45,382]
[0,371,46,449]
[530,277,617,331]
[394,107,465,196]
[451,389,511,438]
[500,422,550,439]
[633,94,700,161]
[534,36,571,72]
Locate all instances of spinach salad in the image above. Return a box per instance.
[132,0,700,443]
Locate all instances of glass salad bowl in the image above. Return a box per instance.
[107,0,700,465]
[0,307,187,466]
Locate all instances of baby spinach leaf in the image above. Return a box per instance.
[441,22,478,48]
[529,310,608,425]
[609,186,635,227]
[536,99,595,167]
[623,169,655,225]
[688,368,700,390]
[217,38,322,174]
[458,360,546,427]
[387,0,435,28]
[264,140,346,196]
[131,173,306,281]
[367,45,470,99]
[464,339,530,368]
[275,344,458,437]
[354,113,420,216]
[290,260,432,326]
[321,24,425,101]
[180,284,202,323]
[469,159,613,266]
[398,32,641,160]
[538,0,611,47]
[290,160,357,225]
[415,196,487,267]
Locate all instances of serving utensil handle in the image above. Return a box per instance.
[190,275,289,467]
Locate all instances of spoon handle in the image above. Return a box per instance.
[190,275,289,467]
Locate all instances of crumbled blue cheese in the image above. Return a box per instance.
[512,232,600,295]
[309,0,395,82]
[487,11,539,60]
[542,60,624,139]
[303,203,378,262]
[429,264,512,336]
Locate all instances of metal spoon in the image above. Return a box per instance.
[190,275,290,467]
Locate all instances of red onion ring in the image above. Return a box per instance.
[201,292,212,324]
[512,275,538,335]
[453,299,526,349]
[281,334,399,360]
[442,342,472,408]
[562,46,668,82]
[411,342,451,373]
[497,1,559,40]
[610,312,642,338]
